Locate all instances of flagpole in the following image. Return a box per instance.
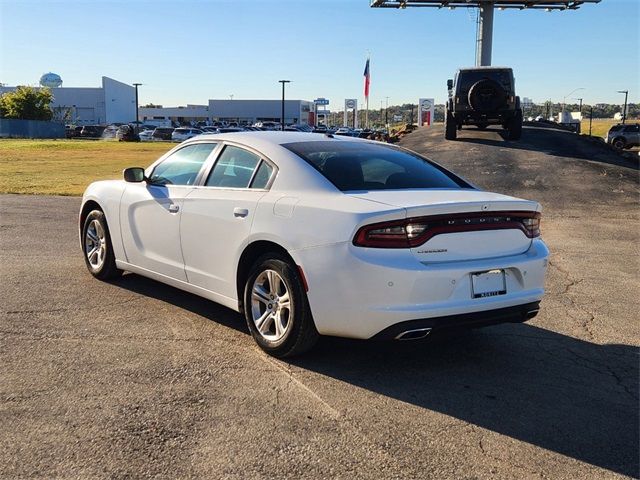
[365,53,370,129]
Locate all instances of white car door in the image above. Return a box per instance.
[120,142,219,281]
[180,144,276,300]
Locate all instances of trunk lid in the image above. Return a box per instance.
[351,189,540,263]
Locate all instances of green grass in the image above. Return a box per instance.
[0,139,174,196]
[580,118,618,139]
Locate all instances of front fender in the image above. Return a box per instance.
[80,180,127,262]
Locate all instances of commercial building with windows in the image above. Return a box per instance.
[139,99,316,126]
[208,99,316,126]
[0,76,135,125]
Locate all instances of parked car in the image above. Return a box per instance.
[605,123,640,150]
[138,129,155,141]
[151,127,174,141]
[202,126,220,133]
[116,124,140,142]
[217,127,244,133]
[445,66,522,140]
[80,125,107,138]
[79,132,548,357]
[171,128,203,142]
[334,127,353,136]
[65,125,81,138]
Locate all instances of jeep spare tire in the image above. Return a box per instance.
[468,79,508,113]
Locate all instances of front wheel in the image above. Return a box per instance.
[445,107,457,140]
[507,109,523,141]
[244,254,318,357]
[82,209,122,280]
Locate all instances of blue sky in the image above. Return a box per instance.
[0,0,637,108]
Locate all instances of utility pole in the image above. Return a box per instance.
[617,90,628,124]
[133,83,142,135]
[385,96,389,129]
[410,104,415,126]
[279,80,290,130]
[589,106,593,136]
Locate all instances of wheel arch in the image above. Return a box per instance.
[236,240,298,314]
[79,199,102,235]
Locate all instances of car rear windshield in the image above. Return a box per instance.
[283,141,470,191]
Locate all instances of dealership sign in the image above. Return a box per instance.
[418,98,435,127]
[314,98,330,106]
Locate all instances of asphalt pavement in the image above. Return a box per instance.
[1,125,638,479]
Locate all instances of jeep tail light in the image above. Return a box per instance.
[353,211,541,248]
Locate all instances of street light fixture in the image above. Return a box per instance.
[562,87,584,112]
[617,90,629,124]
[133,83,142,135]
[278,80,290,130]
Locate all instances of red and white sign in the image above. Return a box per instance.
[418,98,434,127]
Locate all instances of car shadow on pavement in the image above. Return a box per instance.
[112,273,249,335]
[454,126,639,170]
[290,324,639,478]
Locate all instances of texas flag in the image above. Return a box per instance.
[363,58,370,99]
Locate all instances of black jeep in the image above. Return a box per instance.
[445,67,522,141]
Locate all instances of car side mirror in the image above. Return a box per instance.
[123,167,145,183]
[447,79,453,90]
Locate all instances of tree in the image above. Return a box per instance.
[0,86,54,120]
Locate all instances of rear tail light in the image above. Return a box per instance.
[353,211,541,248]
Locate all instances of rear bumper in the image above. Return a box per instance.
[371,301,540,340]
[291,238,549,340]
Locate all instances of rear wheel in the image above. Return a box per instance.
[445,107,457,140]
[507,109,523,141]
[244,254,318,357]
[82,209,122,280]
[612,138,626,150]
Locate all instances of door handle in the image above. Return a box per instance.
[168,204,180,213]
[233,207,249,218]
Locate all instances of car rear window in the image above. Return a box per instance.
[609,125,623,132]
[283,141,469,191]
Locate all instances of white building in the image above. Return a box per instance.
[0,76,135,125]
[139,99,317,126]
[139,105,210,126]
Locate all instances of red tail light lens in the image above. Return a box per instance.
[353,211,541,248]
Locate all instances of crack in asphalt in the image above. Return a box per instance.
[548,260,596,339]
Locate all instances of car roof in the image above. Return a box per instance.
[458,66,512,71]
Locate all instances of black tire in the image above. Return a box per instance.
[612,138,626,150]
[507,109,523,141]
[243,253,319,358]
[468,79,508,113]
[82,209,122,280]
[445,107,457,140]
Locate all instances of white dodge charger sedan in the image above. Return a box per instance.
[80,132,548,357]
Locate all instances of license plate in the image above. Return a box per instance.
[471,269,506,298]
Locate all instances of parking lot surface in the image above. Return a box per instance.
[1,125,638,479]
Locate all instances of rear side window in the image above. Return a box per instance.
[206,145,260,188]
[250,161,274,189]
[284,141,469,191]
[149,143,217,185]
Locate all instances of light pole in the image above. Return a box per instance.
[562,87,584,112]
[617,90,628,124]
[278,80,290,130]
[133,83,142,134]
[574,97,583,118]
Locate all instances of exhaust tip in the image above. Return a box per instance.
[525,308,540,320]
[395,328,432,341]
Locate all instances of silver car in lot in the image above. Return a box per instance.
[171,128,204,142]
[605,123,640,150]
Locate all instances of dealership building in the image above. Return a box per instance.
[0,76,136,125]
[139,99,317,126]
